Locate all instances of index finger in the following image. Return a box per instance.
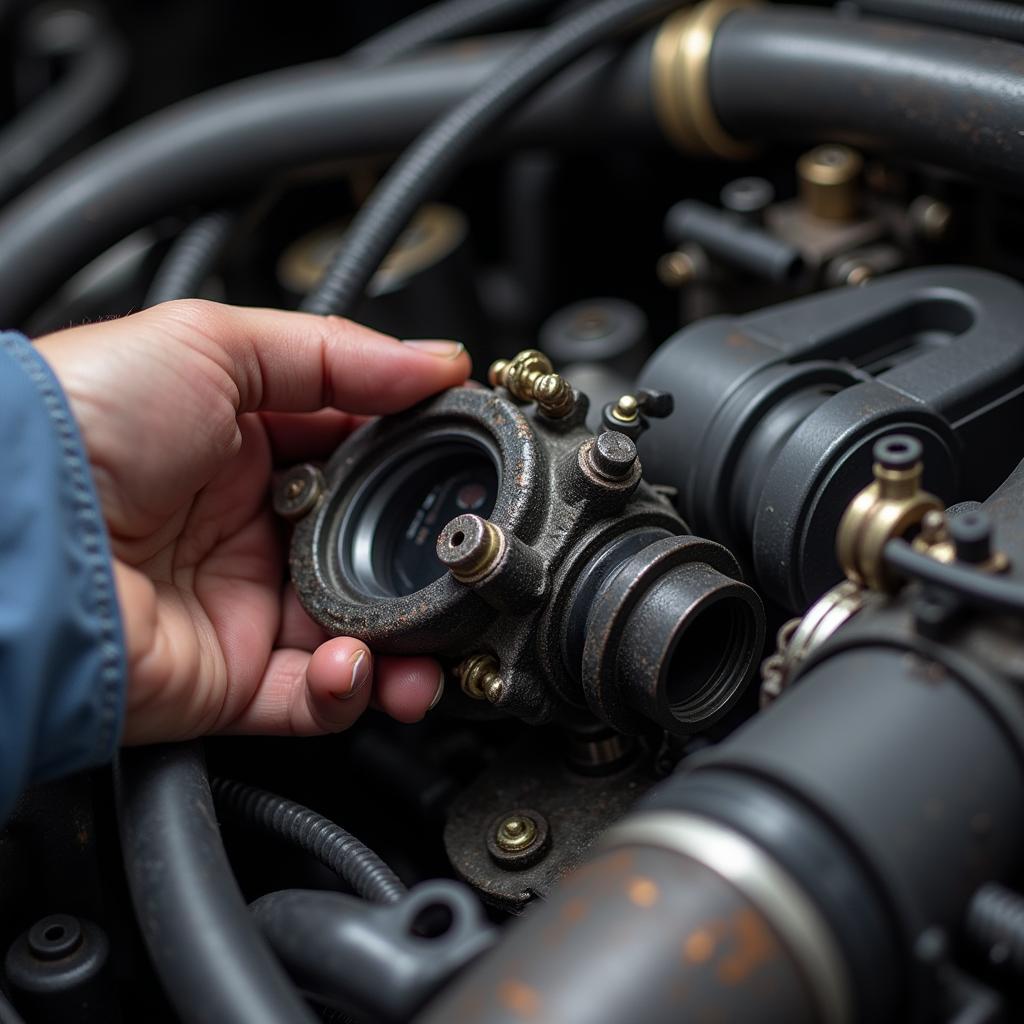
[149,299,472,415]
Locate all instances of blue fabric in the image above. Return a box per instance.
[0,331,125,823]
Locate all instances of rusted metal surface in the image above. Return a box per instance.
[443,732,659,913]
[288,382,763,734]
[417,844,816,1024]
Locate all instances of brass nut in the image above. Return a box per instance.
[495,814,538,853]
[836,435,943,592]
[798,144,864,221]
[437,514,505,584]
[456,653,502,701]
[651,0,759,159]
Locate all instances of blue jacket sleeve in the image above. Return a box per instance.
[0,331,125,823]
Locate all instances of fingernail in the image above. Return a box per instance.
[335,650,371,700]
[427,669,445,711]
[404,339,464,359]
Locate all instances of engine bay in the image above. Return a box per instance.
[4,1,1024,1021]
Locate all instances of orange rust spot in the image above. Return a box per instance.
[561,898,588,923]
[626,876,659,907]
[725,331,755,349]
[572,849,634,885]
[498,979,541,1017]
[683,928,717,964]
[717,909,779,986]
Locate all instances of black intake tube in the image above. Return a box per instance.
[0,32,657,328]
[416,841,820,1024]
[114,744,318,1024]
[710,7,1024,188]
[853,0,1024,43]
[0,4,126,209]
[419,643,1024,1024]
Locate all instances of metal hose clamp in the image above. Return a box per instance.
[651,0,759,158]
[603,811,853,1024]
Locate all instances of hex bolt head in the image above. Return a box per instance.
[590,431,638,480]
[950,510,994,565]
[273,464,325,521]
[437,514,504,584]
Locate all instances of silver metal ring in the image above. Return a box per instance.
[602,811,852,1024]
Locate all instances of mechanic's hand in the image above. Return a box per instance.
[36,300,470,744]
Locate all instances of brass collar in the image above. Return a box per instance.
[651,0,759,159]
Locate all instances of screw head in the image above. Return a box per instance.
[487,808,550,870]
[495,814,538,852]
[590,431,638,480]
[720,176,774,217]
[845,264,874,287]
[656,250,695,288]
[274,464,324,521]
[611,394,639,423]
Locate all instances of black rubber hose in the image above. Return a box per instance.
[709,7,1024,189]
[145,209,238,306]
[883,538,1024,615]
[0,4,126,209]
[0,992,25,1024]
[144,0,560,308]
[301,0,676,316]
[211,778,406,904]
[348,0,560,66]
[852,0,1024,43]
[0,32,656,328]
[114,744,319,1024]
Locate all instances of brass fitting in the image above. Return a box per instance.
[456,653,503,702]
[437,514,506,584]
[489,348,550,397]
[533,372,575,418]
[610,394,639,424]
[651,0,758,159]
[836,435,943,592]
[913,509,1010,574]
[797,145,864,221]
[488,349,575,418]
